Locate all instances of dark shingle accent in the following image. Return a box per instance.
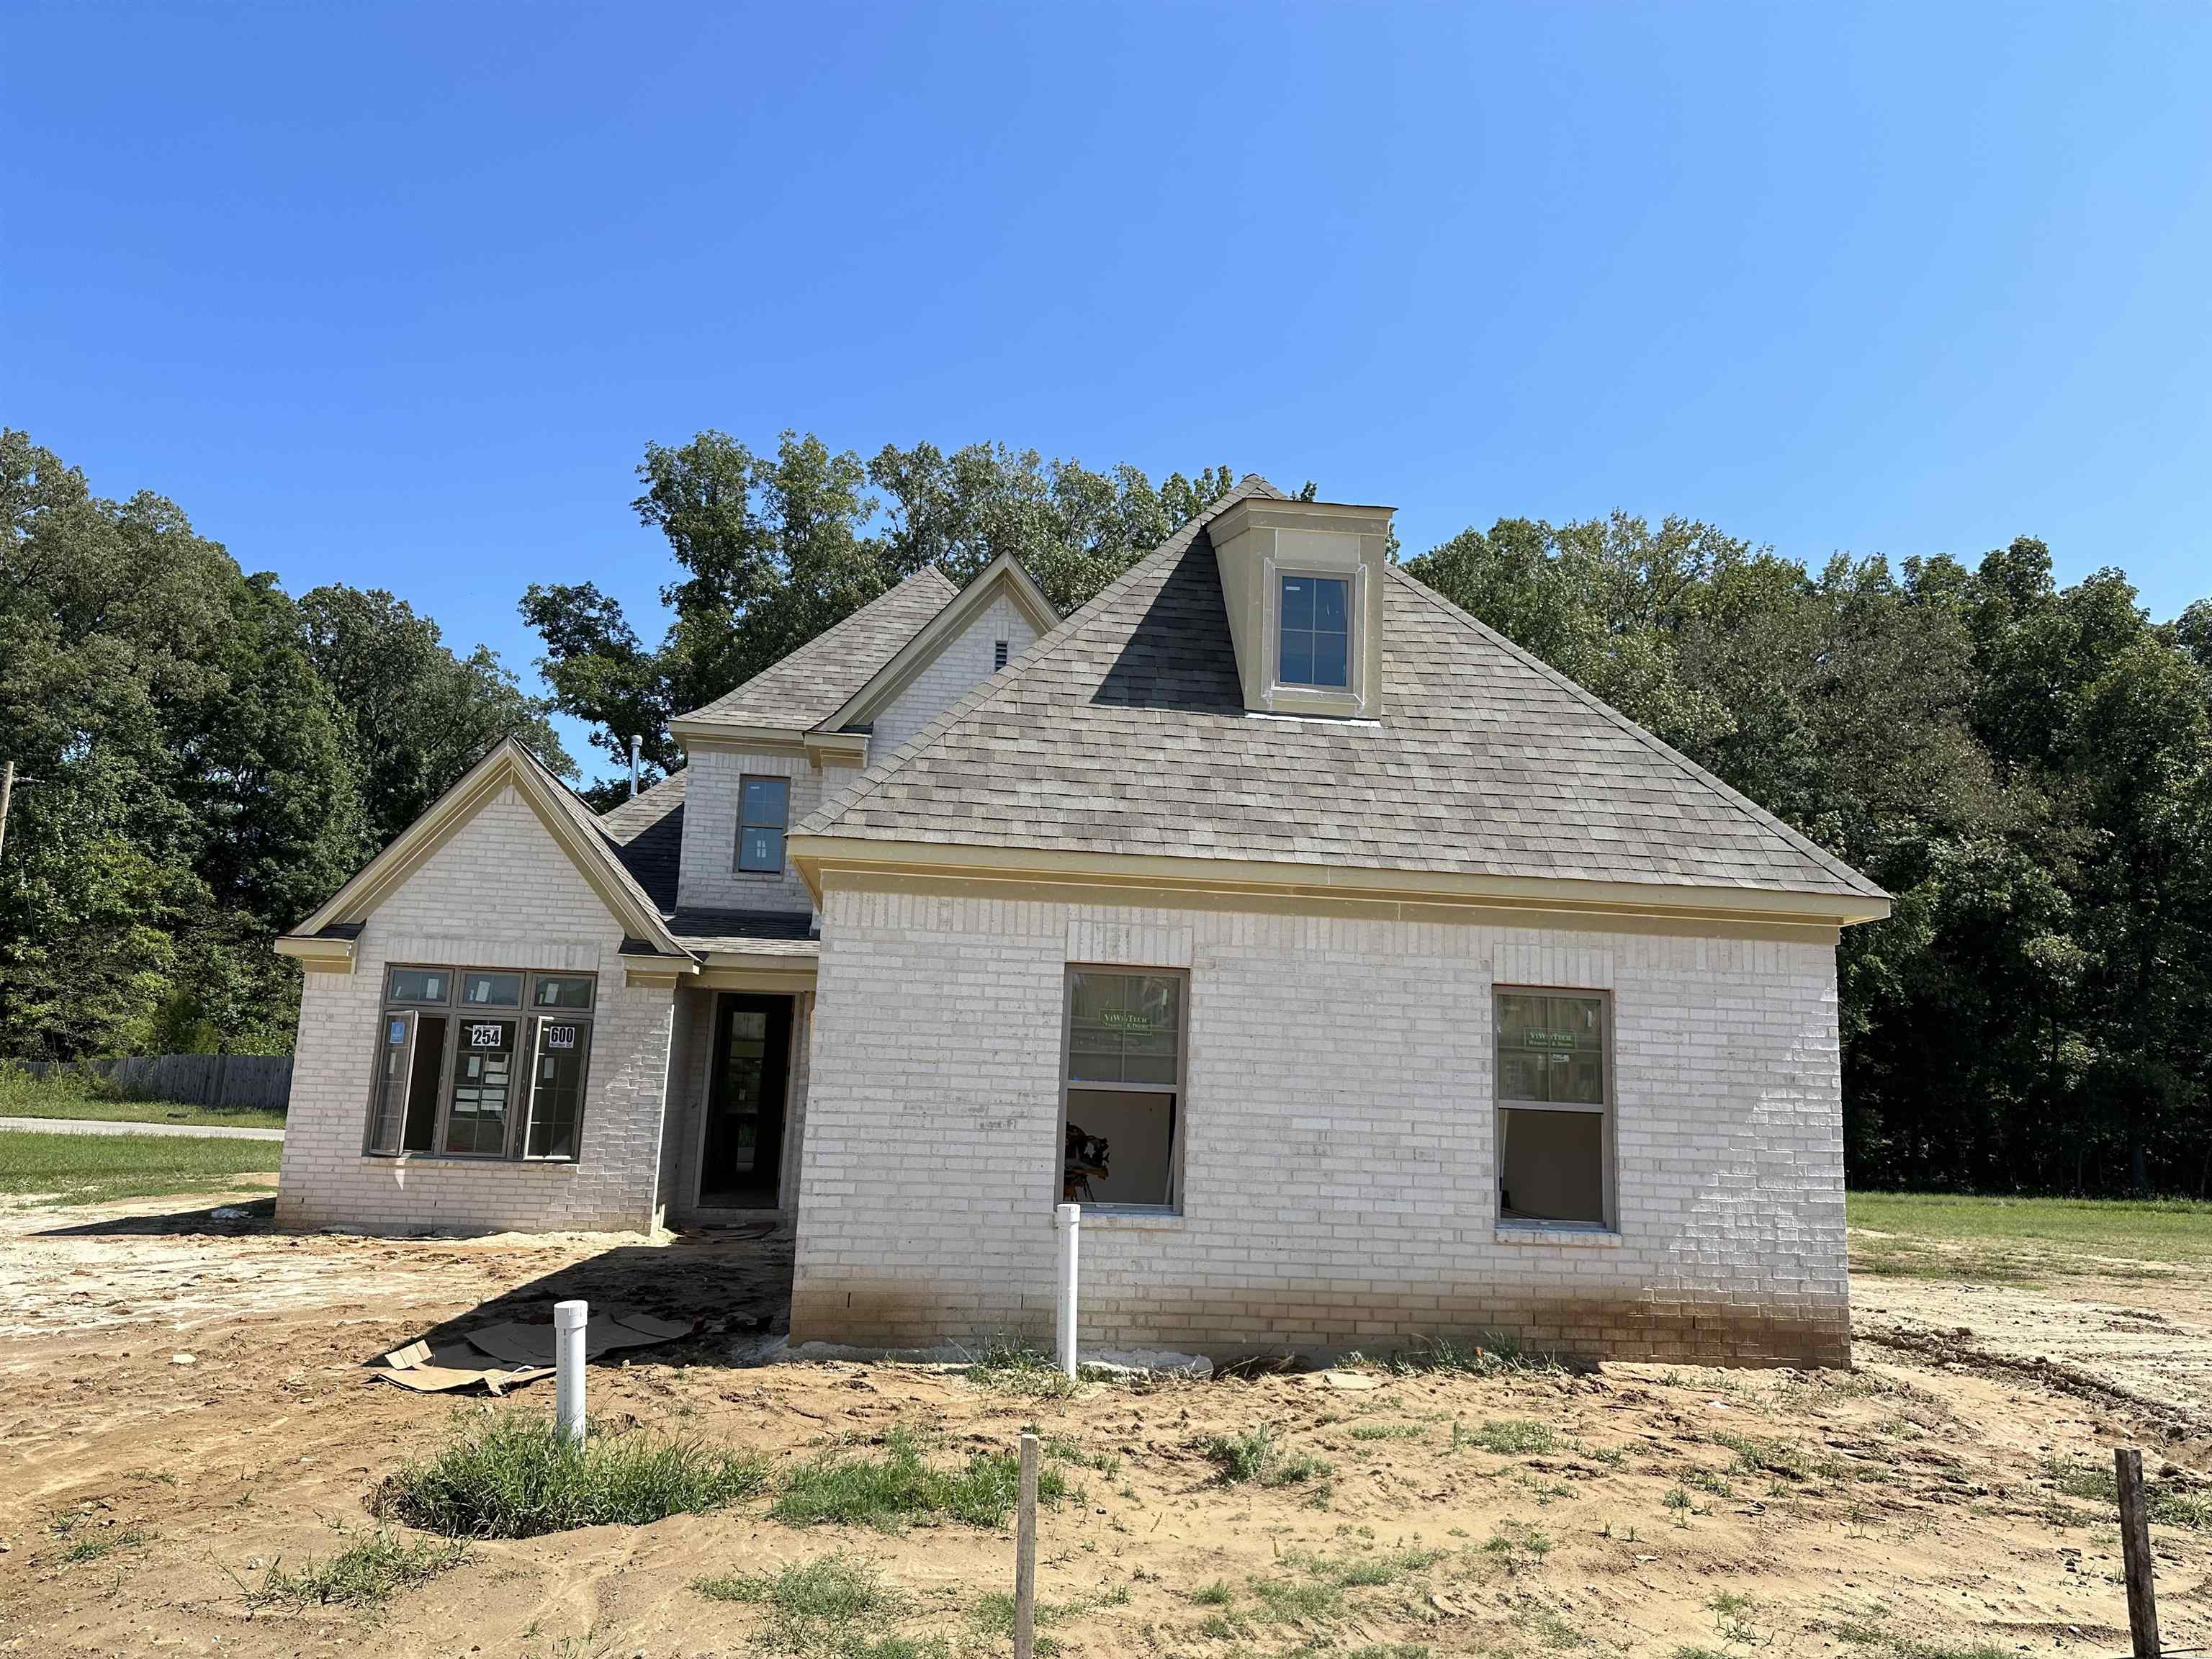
[598,770,687,913]
[667,908,819,957]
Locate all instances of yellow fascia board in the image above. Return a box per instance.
[695,957,819,992]
[668,721,810,755]
[788,834,1893,932]
[286,739,685,956]
[275,935,357,972]
[815,554,1058,737]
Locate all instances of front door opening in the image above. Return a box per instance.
[700,994,793,1208]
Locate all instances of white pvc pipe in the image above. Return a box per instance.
[1054,1202,1079,1378]
[554,1298,588,1444]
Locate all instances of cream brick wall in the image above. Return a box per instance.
[871,593,1037,757]
[276,787,675,1234]
[675,747,829,914]
[792,889,1850,1366]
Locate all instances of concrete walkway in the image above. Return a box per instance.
[0,1115,284,1142]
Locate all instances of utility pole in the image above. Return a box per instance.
[0,760,14,866]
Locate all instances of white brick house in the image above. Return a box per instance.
[276,482,1888,1365]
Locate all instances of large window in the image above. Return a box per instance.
[1060,968,1185,1212]
[365,966,597,1161]
[736,775,791,873]
[1277,572,1351,688]
[1495,990,1609,1227]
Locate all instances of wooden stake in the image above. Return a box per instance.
[1014,1431,1039,1659]
[2116,1447,2160,1659]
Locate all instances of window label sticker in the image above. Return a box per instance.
[468,1023,505,1048]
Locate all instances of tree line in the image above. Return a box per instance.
[6,423,2208,1195]
[0,429,569,1056]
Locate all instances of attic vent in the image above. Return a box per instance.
[993,639,1010,670]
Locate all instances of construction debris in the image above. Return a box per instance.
[372,1305,696,1394]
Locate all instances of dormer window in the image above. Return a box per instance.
[1278,575,1350,688]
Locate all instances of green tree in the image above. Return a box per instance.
[523,433,1231,795]
[298,583,571,848]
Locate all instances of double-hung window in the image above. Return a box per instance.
[1495,989,1611,1228]
[737,775,790,873]
[1277,572,1352,688]
[365,966,598,1161]
[1060,968,1185,1212]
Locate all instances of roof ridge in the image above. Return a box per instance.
[800,475,1285,835]
[1383,565,1887,899]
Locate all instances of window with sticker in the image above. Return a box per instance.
[365,966,598,1161]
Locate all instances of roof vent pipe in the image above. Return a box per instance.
[628,735,641,799]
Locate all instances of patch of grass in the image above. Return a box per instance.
[1848,1192,2212,1269]
[1348,1333,1560,1377]
[1710,1430,1806,1480]
[1480,1519,1552,1564]
[1345,1647,1434,1659]
[1350,1421,1429,1442]
[0,1128,281,1207]
[1038,1431,1120,1476]
[252,1529,467,1608]
[1467,1418,1557,1455]
[2044,1457,2212,1530]
[1247,1576,1343,1622]
[0,1064,288,1131]
[1201,1424,1332,1488]
[695,1553,943,1659]
[1296,1545,1445,1588]
[963,1340,1076,1401]
[773,1429,1065,1530]
[375,1410,769,1539]
[54,1524,145,1563]
[1189,1580,1235,1605]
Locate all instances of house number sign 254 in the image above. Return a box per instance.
[468,1024,506,1048]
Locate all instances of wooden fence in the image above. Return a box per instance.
[19,1054,293,1113]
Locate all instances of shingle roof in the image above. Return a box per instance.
[801,478,1884,902]
[674,567,959,732]
[667,908,819,956]
[598,769,687,913]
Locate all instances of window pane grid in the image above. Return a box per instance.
[1277,574,1352,689]
[737,775,791,873]
[368,968,595,1164]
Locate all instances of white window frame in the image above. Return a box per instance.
[1056,964,1189,1216]
[1493,985,1615,1231]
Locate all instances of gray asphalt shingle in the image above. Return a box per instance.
[674,567,958,732]
[800,477,1883,901]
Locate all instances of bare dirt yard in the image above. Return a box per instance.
[7,1178,2212,1659]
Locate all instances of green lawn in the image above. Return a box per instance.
[0,1068,286,1132]
[0,1128,282,1207]
[1848,1190,2212,1282]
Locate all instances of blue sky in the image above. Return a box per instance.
[8,3,2209,782]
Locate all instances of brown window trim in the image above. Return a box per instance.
[363,964,598,1166]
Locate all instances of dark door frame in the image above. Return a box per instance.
[698,992,795,1210]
